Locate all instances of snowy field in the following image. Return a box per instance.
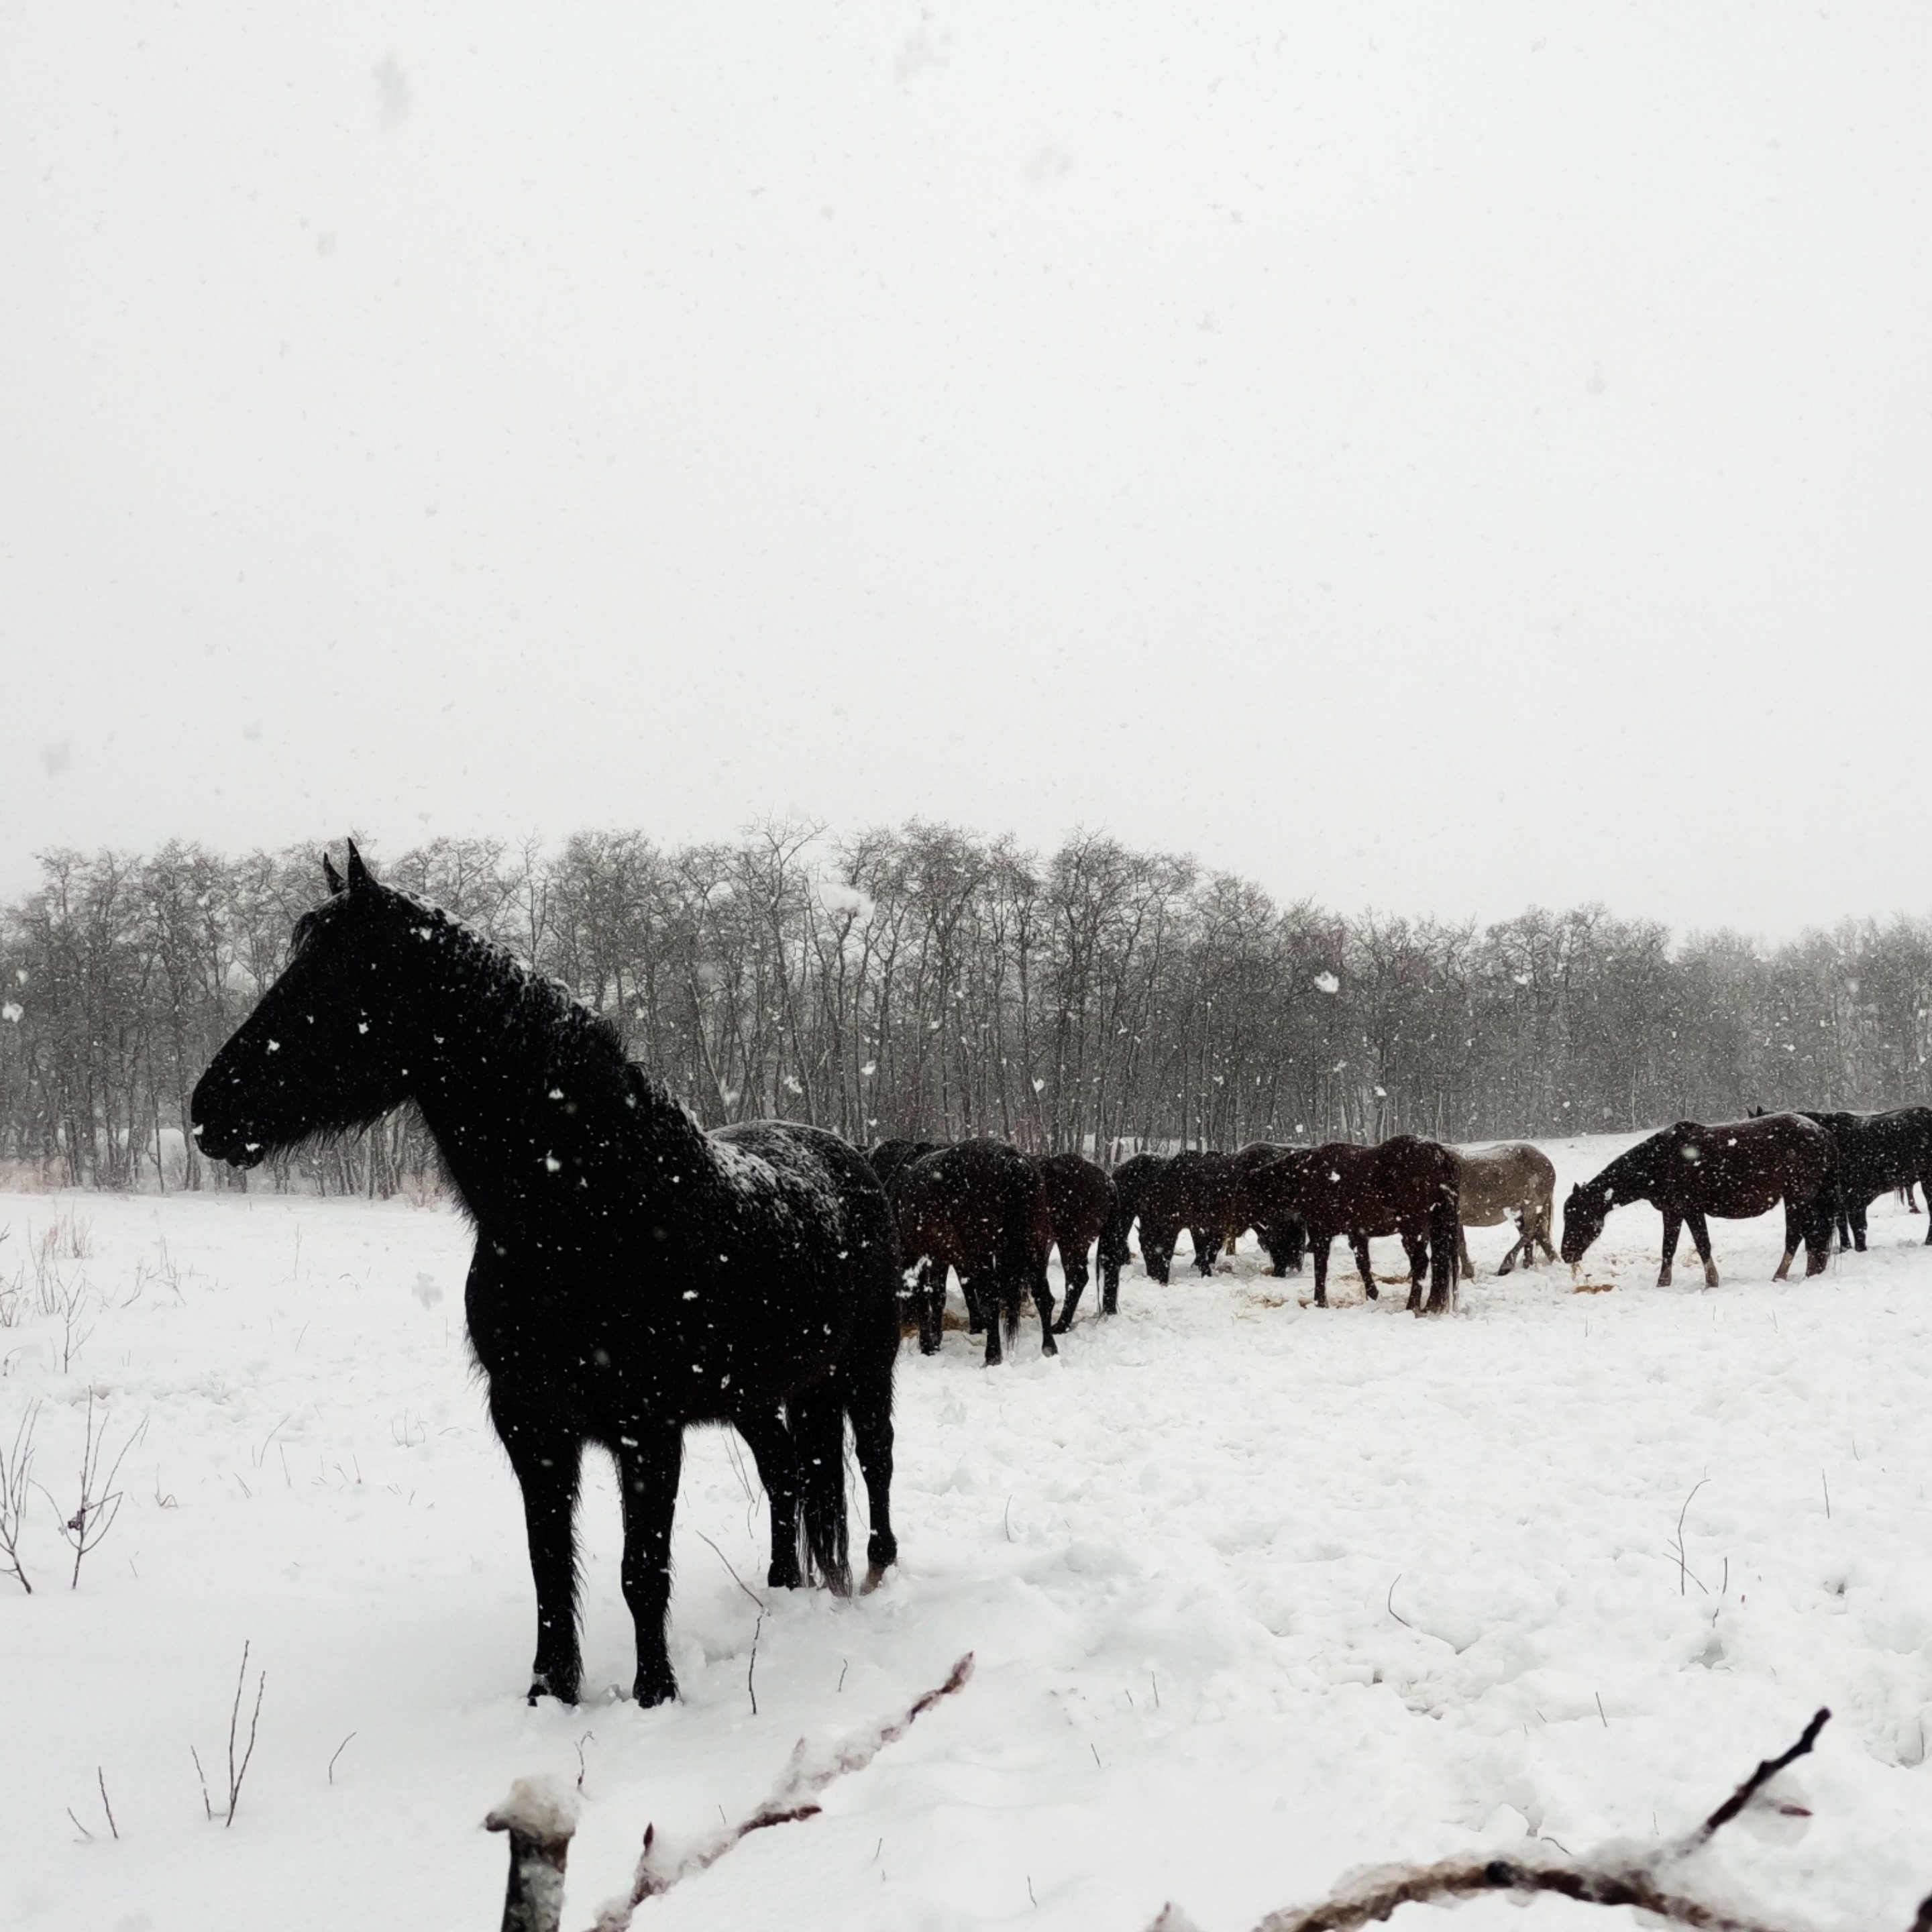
[4,1134,1932,1931]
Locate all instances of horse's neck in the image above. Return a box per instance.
[409,972,714,1228]
[1598,1143,1652,1204]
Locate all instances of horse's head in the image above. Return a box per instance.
[1558,1181,1610,1265]
[191,843,424,1167]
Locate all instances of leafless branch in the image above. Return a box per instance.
[223,1640,266,1826]
[694,1528,765,1717]
[1146,1708,1845,1932]
[48,1392,145,1589]
[0,1399,40,1592]
[329,1732,356,1786]
[590,1652,973,1929]
[97,1766,119,1840]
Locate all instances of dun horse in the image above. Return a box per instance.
[191,844,900,1708]
[1560,1113,1835,1285]
[1244,1137,1460,1313]
[1449,1142,1556,1278]
[1036,1151,1121,1330]
[890,1140,1056,1362]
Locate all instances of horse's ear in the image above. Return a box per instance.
[322,851,345,896]
[345,839,374,892]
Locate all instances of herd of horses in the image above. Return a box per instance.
[184,848,1932,1710]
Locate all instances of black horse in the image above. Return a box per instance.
[866,1138,942,1191]
[1562,1113,1835,1286]
[1755,1107,1932,1252]
[191,843,900,1708]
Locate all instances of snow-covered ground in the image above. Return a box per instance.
[3,1134,1931,1930]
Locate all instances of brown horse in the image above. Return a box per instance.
[1136,1149,1242,1283]
[890,1139,1056,1362]
[1243,1136,1460,1313]
[1560,1114,1835,1286]
[1231,1140,1307,1276]
[1450,1142,1557,1279]
[1036,1152,1120,1331]
[1100,1152,1167,1293]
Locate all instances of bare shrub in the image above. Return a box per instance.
[49,1391,145,1589]
[1,1400,40,1592]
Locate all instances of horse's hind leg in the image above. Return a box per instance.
[614,1423,685,1707]
[1658,1210,1681,1287]
[1190,1227,1216,1277]
[842,1363,897,1590]
[1031,1263,1059,1356]
[736,1409,802,1591]
[1535,1203,1558,1264]
[1774,1200,1801,1281]
[1803,1193,1833,1277]
[965,1270,1004,1366]
[916,1262,945,1355]
[1053,1243,1089,1333]
[1684,1209,1718,1288]
[495,1406,586,1705]
[1402,1231,1428,1311]
[1311,1235,1332,1307]
[1458,1222,1477,1281]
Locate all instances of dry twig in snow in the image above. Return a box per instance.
[0,1399,40,1593]
[1144,1707,1932,1932]
[482,1652,974,1932]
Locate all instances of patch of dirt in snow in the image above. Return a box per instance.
[2,1138,1931,1931]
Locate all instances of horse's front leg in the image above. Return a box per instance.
[1658,1210,1681,1287]
[1311,1234,1332,1307]
[615,1424,686,1707]
[967,1270,1004,1366]
[735,1409,801,1591]
[1350,1233,1377,1300]
[494,1407,585,1705]
[1684,1209,1719,1287]
[1458,1223,1477,1281]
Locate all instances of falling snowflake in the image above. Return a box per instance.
[1313,972,1340,994]
[0,1002,20,1024]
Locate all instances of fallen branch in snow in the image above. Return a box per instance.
[482,1652,974,1932]
[1144,1707,1929,1932]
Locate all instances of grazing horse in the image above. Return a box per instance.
[1560,1114,1835,1287]
[890,1139,1056,1362]
[1036,1151,1120,1330]
[1230,1140,1307,1276]
[1099,1152,1168,1299]
[866,1138,942,1191]
[1243,1137,1460,1313]
[1449,1142,1557,1279]
[190,843,900,1709]
[1133,1149,1243,1283]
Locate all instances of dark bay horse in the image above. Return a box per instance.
[191,844,900,1708]
[1231,1140,1307,1276]
[890,1139,1056,1362]
[1449,1142,1557,1279]
[1104,1152,1168,1279]
[866,1138,941,1191]
[1036,1150,1120,1330]
[1244,1137,1460,1313]
[1778,1108,1932,1252]
[1136,1149,1242,1283]
[1560,1113,1835,1286]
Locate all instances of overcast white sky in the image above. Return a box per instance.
[3,4,1929,932]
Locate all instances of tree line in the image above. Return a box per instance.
[1,824,1927,1196]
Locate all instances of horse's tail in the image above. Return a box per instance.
[788,1378,851,1594]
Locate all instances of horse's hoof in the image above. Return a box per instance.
[632,1666,678,1708]
[768,1559,803,1591]
[528,1670,581,1707]
[860,1562,890,1595]
[1041,1336,1058,1356]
